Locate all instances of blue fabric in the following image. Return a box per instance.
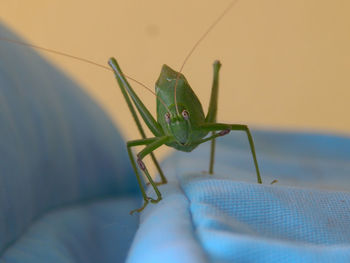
[0,23,140,262]
[127,132,350,263]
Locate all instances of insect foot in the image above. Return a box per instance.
[137,158,146,171]
[129,199,149,215]
[149,196,162,204]
[270,179,279,185]
[219,129,230,136]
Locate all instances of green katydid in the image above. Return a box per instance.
[0,0,262,214]
[109,58,262,214]
[108,0,262,214]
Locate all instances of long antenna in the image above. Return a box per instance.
[0,36,170,111]
[173,0,239,116]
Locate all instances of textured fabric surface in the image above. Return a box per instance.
[127,131,350,263]
[0,23,139,262]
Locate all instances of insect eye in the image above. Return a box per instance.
[182,110,189,120]
[165,112,171,124]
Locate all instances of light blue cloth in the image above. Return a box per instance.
[127,132,350,263]
[1,22,350,263]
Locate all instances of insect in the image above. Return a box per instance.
[107,0,262,214]
[1,0,262,214]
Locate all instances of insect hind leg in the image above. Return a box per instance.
[205,61,222,174]
[109,58,167,185]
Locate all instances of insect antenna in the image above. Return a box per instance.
[173,0,239,116]
[0,36,170,112]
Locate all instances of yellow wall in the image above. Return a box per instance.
[2,0,350,146]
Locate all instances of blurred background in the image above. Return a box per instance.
[1,0,350,161]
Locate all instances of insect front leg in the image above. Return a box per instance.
[127,137,161,214]
[137,136,171,200]
[127,136,171,214]
[199,123,262,184]
[205,60,222,174]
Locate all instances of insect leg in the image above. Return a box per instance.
[205,61,222,174]
[199,123,262,184]
[127,137,160,214]
[136,136,171,204]
[193,131,228,145]
[109,58,167,184]
[109,57,163,137]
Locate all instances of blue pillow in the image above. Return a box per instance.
[0,23,140,262]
